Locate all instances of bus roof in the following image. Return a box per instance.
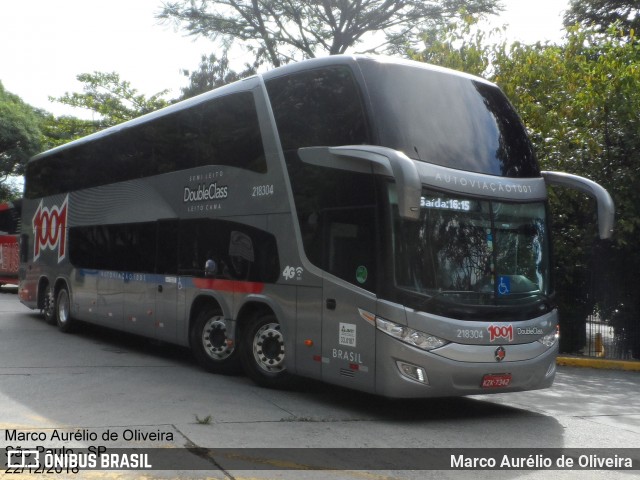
[30,55,495,164]
[260,54,494,86]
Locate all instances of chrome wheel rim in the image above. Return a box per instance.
[43,286,54,320]
[202,316,234,360]
[252,322,285,373]
[58,291,69,325]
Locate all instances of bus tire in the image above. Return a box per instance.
[240,311,292,389]
[190,308,241,374]
[42,283,56,325]
[56,286,75,333]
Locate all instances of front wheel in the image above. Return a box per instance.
[240,312,292,388]
[56,286,75,333]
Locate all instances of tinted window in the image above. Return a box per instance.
[69,219,279,282]
[359,60,539,178]
[285,152,377,290]
[178,219,280,283]
[26,92,266,198]
[156,220,179,275]
[385,185,550,320]
[70,222,161,273]
[265,66,370,151]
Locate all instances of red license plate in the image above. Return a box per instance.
[481,373,512,388]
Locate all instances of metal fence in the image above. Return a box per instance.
[583,314,640,360]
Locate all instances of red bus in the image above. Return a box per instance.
[0,199,21,286]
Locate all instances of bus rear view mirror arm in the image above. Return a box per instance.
[299,145,422,221]
[541,171,615,240]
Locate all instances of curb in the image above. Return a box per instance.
[557,356,640,372]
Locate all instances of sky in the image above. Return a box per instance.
[0,0,569,118]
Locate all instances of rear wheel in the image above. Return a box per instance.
[56,286,75,333]
[42,284,56,325]
[190,308,240,374]
[240,312,291,388]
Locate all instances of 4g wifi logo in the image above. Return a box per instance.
[282,265,303,281]
[32,196,69,263]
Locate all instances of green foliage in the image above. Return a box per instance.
[180,51,256,99]
[38,113,100,150]
[410,13,500,77]
[564,0,640,34]
[0,181,21,202]
[494,26,640,248]
[51,72,171,129]
[40,72,172,149]
[0,81,42,183]
[0,73,172,201]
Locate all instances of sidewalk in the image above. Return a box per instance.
[557,355,640,371]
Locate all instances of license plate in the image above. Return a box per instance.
[481,373,512,388]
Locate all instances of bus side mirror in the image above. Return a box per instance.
[541,171,615,239]
[298,146,422,221]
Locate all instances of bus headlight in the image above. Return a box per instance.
[538,329,559,348]
[376,317,448,351]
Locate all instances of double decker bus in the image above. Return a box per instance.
[0,199,21,286]
[19,56,614,397]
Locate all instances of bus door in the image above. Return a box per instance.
[320,207,377,391]
[155,275,180,342]
[114,220,179,339]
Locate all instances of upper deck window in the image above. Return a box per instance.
[265,66,370,151]
[25,92,266,198]
[358,60,539,178]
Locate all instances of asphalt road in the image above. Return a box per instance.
[1,285,639,479]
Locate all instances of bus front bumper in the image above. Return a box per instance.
[374,330,558,398]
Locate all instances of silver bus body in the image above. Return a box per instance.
[19,56,613,398]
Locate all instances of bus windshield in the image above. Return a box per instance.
[359,60,539,178]
[389,187,550,320]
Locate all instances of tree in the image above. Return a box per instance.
[0,181,20,201]
[159,0,502,68]
[0,81,42,191]
[38,113,101,150]
[180,50,257,99]
[564,0,640,33]
[52,72,171,130]
[411,14,500,76]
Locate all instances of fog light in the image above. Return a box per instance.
[396,361,429,385]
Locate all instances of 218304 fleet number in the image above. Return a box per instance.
[456,329,484,339]
[252,184,274,197]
